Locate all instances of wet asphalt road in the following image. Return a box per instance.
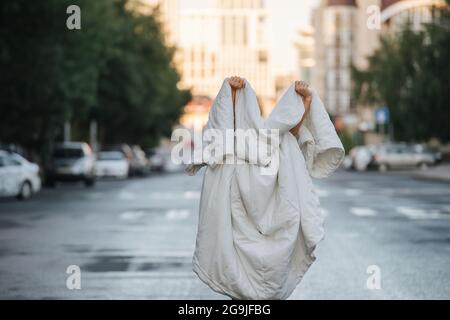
[0,169,449,299]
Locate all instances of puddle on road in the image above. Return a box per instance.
[63,244,93,254]
[81,255,192,272]
[411,237,450,244]
[138,260,191,271]
[82,255,133,272]
[0,219,26,229]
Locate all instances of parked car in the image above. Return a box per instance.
[102,144,133,174]
[373,143,438,172]
[0,150,41,200]
[95,151,129,179]
[47,142,96,187]
[352,145,375,172]
[130,145,148,176]
[146,148,165,172]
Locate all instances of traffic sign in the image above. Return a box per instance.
[375,107,389,124]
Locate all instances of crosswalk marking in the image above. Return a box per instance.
[350,207,377,217]
[395,206,450,220]
[119,210,146,221]
[166,209,191,220]
[345,188,363,196]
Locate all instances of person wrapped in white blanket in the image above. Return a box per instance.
[186,77,344,300]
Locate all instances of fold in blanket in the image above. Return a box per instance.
[189,78,344,299]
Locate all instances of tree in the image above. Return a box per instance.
[92,2,191,147]
[0,0,190,166]
[0,1,116,160]
[352,4,450,143]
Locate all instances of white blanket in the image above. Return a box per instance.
[188,78,344,300]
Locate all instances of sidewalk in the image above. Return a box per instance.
[413,164,450,182]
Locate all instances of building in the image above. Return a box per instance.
[353,0,381,70]
[381,0,444,32]
[274,74,297,100]
[323,0,357,117]
[311,0,357,116]
[178,0,274,106]
[293,27,315,85]
[310,0,446,131]
[178,8,219,99]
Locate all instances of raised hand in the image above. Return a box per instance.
[295,80,312,102]
[290,80,313,137]
[228,76,245,90]
[228,76,245,112]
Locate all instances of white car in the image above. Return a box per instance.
[95,151,129,179]
[0,151,41,200]
[353,146,374,172]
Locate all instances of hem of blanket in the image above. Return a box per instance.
[192,250,318,300]
[192,256,238,300]
[311,146,345,179]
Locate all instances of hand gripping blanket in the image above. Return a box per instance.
[187,78,344,300]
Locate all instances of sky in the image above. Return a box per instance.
[180,0,319,76]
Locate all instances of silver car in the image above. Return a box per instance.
[373,143,438,172]
[47,142,96,187]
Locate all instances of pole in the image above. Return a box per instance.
[90,120,98,154]
[64,121,71,142]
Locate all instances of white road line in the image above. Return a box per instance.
[119,210,146,221]
[350,207,377,217]
[183,191,200,199]
[166,209,191,220]
[148,191,200,200]
[396,206,450,219]
[344,188,363,196]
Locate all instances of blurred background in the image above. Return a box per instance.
[0,0,449,299]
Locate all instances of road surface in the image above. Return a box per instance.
[0,169,449,299]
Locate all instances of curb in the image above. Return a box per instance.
[413,166,450,183]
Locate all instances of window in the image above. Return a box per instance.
[232,16,237,45]
[221,17,227,45]
[327,71,336,89]
[258,50,268,63]
[335,12,341,29]
[53,148,83,159]
[242,17,248,45]
[3,156,21,166]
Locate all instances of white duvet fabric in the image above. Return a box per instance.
[188,78,344,300]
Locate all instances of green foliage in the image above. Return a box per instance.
[0,0,190,162]
[338,130,354,153]
[338,130,363,153]
[352,7,450,143]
